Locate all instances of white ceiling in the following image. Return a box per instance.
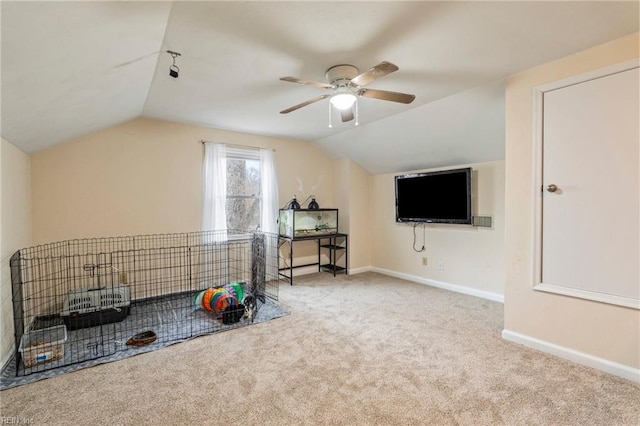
[1,1,638,173]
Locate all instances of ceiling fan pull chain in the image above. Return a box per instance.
[355,99,359,126]
[328,102,333,128]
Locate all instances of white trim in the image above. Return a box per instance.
[348,266,372,275]
[534,283,640,309]
[531,59,640,309]
[226,145,261,160]
[285,265,371,279]
[502,329,640,384]
[287,265,321,277]
[536,59,639,93]
[226,232,253,241]
[371,267,504,303]
[531,85,544,299]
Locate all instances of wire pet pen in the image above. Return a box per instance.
[10,230,280,377]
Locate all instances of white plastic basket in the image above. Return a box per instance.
[19,325,67,367]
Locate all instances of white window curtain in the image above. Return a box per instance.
[259,148,279,280]
[259,148,279,234]
[202,143,227,234]
[202,142,279,234]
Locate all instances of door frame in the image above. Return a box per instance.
[531,58,639,309]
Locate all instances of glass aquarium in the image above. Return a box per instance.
[278,209,338,238]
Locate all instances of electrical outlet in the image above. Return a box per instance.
[422,257,428,266]
[438,260,445,271]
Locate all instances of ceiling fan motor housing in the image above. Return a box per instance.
[325,64,359,86]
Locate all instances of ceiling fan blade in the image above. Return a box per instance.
[280,76,333,89]
[350,61,399,87]
[359,88,415,104]
[340,108,354,123]
[280,95,330,114]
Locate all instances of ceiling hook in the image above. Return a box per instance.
[167,50,181,59]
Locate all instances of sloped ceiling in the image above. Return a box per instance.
[1,2,172,151]
[1,1,638,174]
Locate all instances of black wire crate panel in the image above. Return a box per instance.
[10,230,280,376]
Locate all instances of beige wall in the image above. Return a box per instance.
[347,160,371,271]
[369,160,505,298]
[1,138,32,367]
[504,33,639,370]
[31,117,335,244]
[333,158,371,271]
[334,158,350,234]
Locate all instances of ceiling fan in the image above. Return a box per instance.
[279,61,415,123]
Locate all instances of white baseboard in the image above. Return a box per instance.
[284,265,374,277]
[283,265,321,277]
[348,266,373,275]
[370,267,504,303]
[502,329,640,384]
[282,265,373,280]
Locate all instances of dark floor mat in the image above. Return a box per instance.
[1,296,288,390]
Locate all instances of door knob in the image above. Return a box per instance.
[546,184,558,193]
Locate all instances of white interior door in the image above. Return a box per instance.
[537,64,639,308]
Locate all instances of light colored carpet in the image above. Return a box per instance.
[1,272,638,425]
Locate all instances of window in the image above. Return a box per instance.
[225,148,261,232]
[202,143,279,235]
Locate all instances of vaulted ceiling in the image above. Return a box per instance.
[2,2,638,173]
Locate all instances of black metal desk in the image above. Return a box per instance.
[278,233,348,285]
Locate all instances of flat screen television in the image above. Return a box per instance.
[395,167,472,224]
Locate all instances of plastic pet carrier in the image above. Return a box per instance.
[61,285,131,330]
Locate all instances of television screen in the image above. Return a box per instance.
[395,167,472,224]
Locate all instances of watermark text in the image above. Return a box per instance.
[1,417,34,424]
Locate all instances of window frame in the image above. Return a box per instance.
[225,147,262,233]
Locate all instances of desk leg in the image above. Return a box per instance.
[332,236,336,277]
[289,240,293,285]
[345,234,348,275]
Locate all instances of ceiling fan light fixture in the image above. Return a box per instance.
[330,93,357,110]
[279,61,414,120]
